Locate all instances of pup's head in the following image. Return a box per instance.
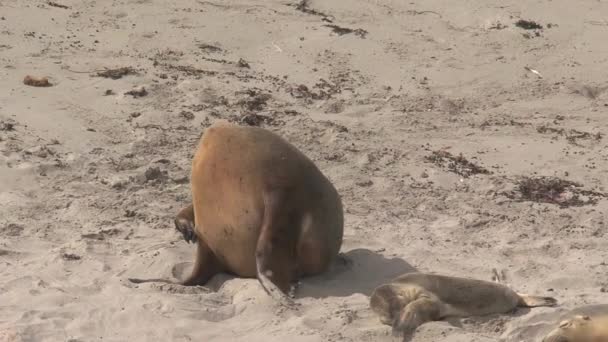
[369,285,403,326]
[542,315,593,342]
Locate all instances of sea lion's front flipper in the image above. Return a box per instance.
[174,204,197,244]
[392,296,441,340]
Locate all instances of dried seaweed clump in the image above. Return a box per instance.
[536,126,602,146]
[96,67,138,80]
[425,150,491,178]
[505,176,607,207]
[236,91,272,111]
[515,19,543,30]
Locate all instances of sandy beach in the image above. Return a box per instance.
[2,0,608,341]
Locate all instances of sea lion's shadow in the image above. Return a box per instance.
[191,248,414,297]
[444,307,532,330]
[295,248,416,299]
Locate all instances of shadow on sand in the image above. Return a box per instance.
[296,248,416,299]
[167,248,415,298]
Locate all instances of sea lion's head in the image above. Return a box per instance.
[542,315,593,342]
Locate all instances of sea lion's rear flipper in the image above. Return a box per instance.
[491,268,507,283]
[181,238,223,286]
[491,268,512,288]
[255,189,298,308]
[517,293,558,307]
[393,296,441,339]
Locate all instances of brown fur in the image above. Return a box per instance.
[370,272,557,339]
[130,121,344,305]
[543,314,608,342]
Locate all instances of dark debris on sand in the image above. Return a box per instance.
[536,126,602,146]
[236,90,272,111]
[515,19,543,30]
[96,67,138,80]
[425,150,491,178]
[237,58,250,68]
[47,1,69,9]
[197,43,223,53]
[231,113,277,127]
[0,120,15,131]
[504,176,608,208]
[62,253,81,261]
[323,24,368,38]
[287,79,341,101]
[124,87,148,98]
[293,0,333,21]
[156,63,218,78]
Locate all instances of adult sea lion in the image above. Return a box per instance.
[369,271,557,338]
[130,121,344,305]
[542,314,608,342]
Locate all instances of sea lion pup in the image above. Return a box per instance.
[130,121,344,305]
[542,314,608,342]
[369,272,557,338]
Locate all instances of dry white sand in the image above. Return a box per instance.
[2,0,608,341]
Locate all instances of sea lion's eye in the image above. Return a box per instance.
[581,315,590,320]
[558,320,570,328]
